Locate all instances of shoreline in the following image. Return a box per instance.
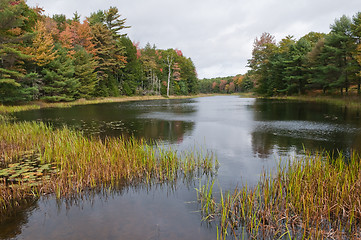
[268,95,361,109]
[1,93,360,116]
[0,94,216,114]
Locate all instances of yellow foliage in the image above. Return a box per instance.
[27,20,57,67]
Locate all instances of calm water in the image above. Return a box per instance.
[2,96,361,239]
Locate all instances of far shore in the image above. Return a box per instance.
[1,92,360,115]
[0,94,216,114]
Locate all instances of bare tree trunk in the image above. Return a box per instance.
[166,55,173,97]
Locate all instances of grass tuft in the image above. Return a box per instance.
[0,119,216,222]
[198,151,361,239]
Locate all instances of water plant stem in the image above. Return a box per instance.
[0,119,216,221]
[197,152,361,239]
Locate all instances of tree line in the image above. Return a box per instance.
[199,75,253,94]
[247,13,361,97]
[0,0,199,103]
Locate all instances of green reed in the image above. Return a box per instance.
[198,151,361,239]
[280,95,361,110]
[0,104,40,114]
[0,95,204,114]
[0,119,216,221]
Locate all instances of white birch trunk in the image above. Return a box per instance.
[166,55,173,97]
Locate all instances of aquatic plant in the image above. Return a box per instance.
[197,151,361,239]
[0,94,208,114]
[277,95,361,110]
[0,119,216,221]
[0,104,40,114]
[0,152,55,187]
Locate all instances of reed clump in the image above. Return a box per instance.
[0,119,216,221]
[198,152,361,239]
[0,94,206,113]
[281,95,361,110]
[0,104,40,114]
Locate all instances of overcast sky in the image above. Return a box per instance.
[26,0,360,79]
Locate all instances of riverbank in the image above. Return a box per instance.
[0,94,214,115]
[270,95,361,110]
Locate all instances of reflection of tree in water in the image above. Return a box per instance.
[251,126,358,159]
[251,99,361,158]
[251,130,274,158]
[0,172,215,240]
[141,120,193,144]
[14,99,197,144]
[0,199,38,239]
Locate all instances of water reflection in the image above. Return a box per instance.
[0,180,216,240]
[12,96,361,186]
[7,96,361,239]
[251,99,361,158]
[0,200,38,239]
[14,99,197,144]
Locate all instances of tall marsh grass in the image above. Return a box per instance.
[281,95,361,110]
[0,120,216,221]
[0,104,40,114]
[0,94,207,114]
[198,152,361,239]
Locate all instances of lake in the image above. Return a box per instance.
[2,96,361,239]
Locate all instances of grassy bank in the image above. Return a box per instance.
[197,152,361,239]
[0,94,214,115]
[272,95,361,110]
[0,119,216,222]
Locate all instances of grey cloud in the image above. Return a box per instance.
[27,0,360,78]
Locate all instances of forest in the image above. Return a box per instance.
[2,1,361,103]
[0,0,199,103]
[200,12,361,97]
[247,13,361,97]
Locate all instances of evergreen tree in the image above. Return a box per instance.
[41,46,79,102]
[247,32,277,96]
[119,36,144,95]
[73,47,98,98]
[307,38,329,92]
[0,0,37,102]
[319,16,355,95]
[52,14,67,32]
[351,12,361,95]
[26,20,57,67]
[179,57,198,94]
[284,38,312,94]
[91,23,126,96]
[88,10,105,25]
[104,7,129,38]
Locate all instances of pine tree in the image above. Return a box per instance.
[284,38,312,94]
[73,47,98,98]
[0,0,37,102]
[25,20,57,67]
[91,23,126,96]
[41,46,79,102]
[119,36,145,95]
[104,7,129,38]
[319,16,355,95]
[351,12,361,95]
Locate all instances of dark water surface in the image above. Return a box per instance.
[3,96,361,239]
